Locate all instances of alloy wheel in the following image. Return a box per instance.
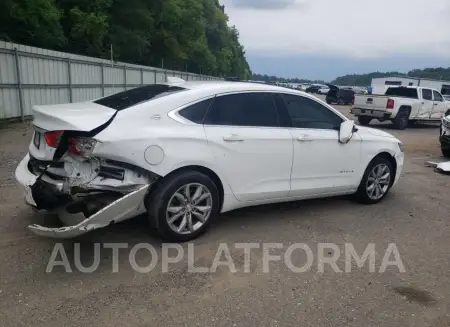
[366,163,391,200]
[166,183,213,235]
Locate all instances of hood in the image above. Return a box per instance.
[33,102,117,132]
[356,126,397,139]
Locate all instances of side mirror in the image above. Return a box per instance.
[339,120,355,144]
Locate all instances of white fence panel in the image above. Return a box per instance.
[0,41,221,120]
[71,63,102,85]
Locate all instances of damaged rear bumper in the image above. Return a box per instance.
[15,154,152,238]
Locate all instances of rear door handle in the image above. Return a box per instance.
[296,135,313,142]
[223,134,244,142]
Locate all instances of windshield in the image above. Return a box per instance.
[385,87,418,99]
[94,84,186,110]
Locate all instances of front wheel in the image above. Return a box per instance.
[354,156,394,204]
[146,170,220,242]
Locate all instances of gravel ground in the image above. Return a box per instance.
[0,98,449,327]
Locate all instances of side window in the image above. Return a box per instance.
[433,90,444,102]
[422,89,433,101]
[178,99,213,124]
[204,93,279,127]
[281,94,343,129]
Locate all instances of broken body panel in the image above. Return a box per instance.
[16,101,160,238]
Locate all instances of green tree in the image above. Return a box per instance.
[0,0,251,79]
[6,0,66,48]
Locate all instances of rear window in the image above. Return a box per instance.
[339,89,354,96]
[385,87,418,99]
[94,84,186,110]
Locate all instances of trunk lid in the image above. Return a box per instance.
[32,101,116,132]
[353,94,389,110]
[30,101,117,161]
[326,84,340,91]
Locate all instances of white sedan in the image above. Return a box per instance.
[15,80,404,241]
[317,87,330,95]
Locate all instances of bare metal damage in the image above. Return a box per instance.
[426,160,450,174]
[16,154,159,238]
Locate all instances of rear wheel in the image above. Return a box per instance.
[355,156,394,204]
[442,148,450,158]
[146,170,220,242]
[358,116,372,126]
[392,110,410,130]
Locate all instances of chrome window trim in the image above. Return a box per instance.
[167,89,347,129]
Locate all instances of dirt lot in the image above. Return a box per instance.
[1,98,450,327]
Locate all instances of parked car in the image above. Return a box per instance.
[326,85,355,105]
[305,85,321,94]
[351,86,450,130]
[16,80,404,241]
[317,87,330,95]
[440,109,450,157]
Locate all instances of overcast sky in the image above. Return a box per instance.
[221,0,450,81]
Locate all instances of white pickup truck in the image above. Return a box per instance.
[351,86,450,129]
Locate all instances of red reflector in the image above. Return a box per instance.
[44,130,63,148]
[386,99,395,109]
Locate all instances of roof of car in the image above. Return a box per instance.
[179,80,285,92]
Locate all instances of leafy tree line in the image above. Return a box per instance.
[251,73,325,84]
[0,0,251,78]
[330,67,450,86]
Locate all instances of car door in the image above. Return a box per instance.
[278,93,362,197]
[203,92,293,202]
[417,88,434,118]
[432,90,447,119]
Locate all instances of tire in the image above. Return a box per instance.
[146,170,220,242]
[354,156,394,204]
[392,111,409,130]
[358,116,372,126]
[442,148,450,158]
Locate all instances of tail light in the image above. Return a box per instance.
[386,98,395,109]
[68,137,97,157]
[44,130,63,148]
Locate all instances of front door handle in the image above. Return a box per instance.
[296,135,313,142]
[223,134,244,142]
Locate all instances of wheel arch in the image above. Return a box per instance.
[148,164,226,211]
[398,105,412,116]
[363,151,397,187]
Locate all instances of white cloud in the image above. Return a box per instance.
[222,0,450,59]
